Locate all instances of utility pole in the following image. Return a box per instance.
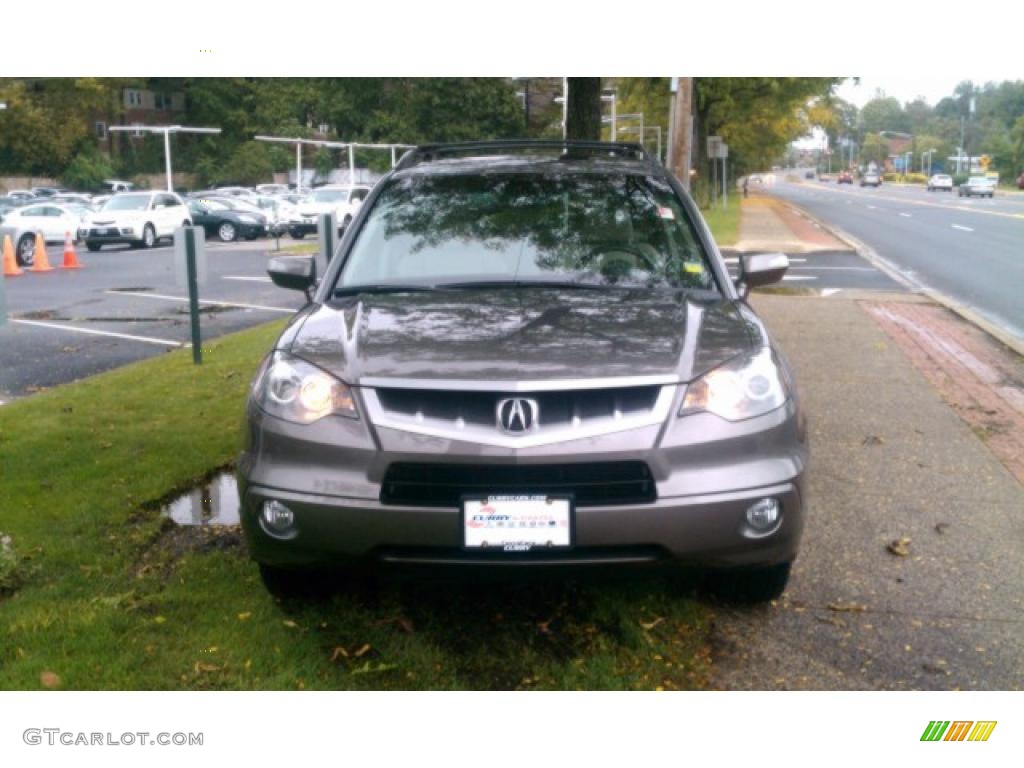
[669,77,694,190]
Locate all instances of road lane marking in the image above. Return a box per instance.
[952,224,974,232]
[106,291,295,314]
[10,318,183,346]
[867,205,877,209]
[223,276,273,283]
[781,183,1024,220]
[899,212,912,217]
[821,288,842,297]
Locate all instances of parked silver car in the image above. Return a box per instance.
[238,141,808,602]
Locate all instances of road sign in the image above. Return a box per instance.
[716,142,729,159]
[707,136,722,158]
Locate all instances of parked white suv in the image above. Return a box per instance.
[80,191,191,251]
[288,185,371,238]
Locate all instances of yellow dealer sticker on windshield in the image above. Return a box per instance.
[684,262,704,274]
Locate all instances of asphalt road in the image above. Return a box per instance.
[763,177,1024,343]
[0,239,312,402]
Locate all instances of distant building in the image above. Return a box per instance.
[94,87,186,156]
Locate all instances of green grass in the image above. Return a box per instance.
[0,323,710,690]
[701,197,742,246]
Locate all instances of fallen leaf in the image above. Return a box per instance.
[154,615,167,624]
[640,617,665,631]
[329,647,349,662]
[934,523,950,535]
[827,601,867,613]
[237,612,252,621]
[282,619,298,628]
[887,537,911,557]
[194,662,220,673]
[862,435,885,446]
[40,671,61,689]
[353,643,372,658]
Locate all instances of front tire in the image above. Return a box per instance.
[704,562,792,604]
[16,234,36,267]
[86,242,101,252]
[139,224,156,249]
[218,222,238,242]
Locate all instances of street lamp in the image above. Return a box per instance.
[109,124,221,191]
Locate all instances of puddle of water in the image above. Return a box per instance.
[163,471,240,526]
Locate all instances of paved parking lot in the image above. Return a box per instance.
[0,239,313,401]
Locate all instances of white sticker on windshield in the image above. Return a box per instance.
[657,206,675,220]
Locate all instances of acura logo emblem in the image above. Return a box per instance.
[496,397,539,434]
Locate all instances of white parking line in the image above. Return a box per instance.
[10,318,183,346]
[223,276,273,283]
[867,205,877,209]
[951,224,974,232]
[790,266,875,271]
[106,291,295,314]
[899,212,912,217]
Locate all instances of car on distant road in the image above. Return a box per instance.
[1016,171,1024,190]
[926,174,953,192]
[958,176,996,198]
[187,197,268,242]
[860,171,881,187]
[0,202,90,266]
[288,184,371,238]
[79,191,191,250]
[241,140,808,603]
[804,170,815,179]
[837,171,853,184]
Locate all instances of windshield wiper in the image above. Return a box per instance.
[333,284,444,297]
[438,280,610,291]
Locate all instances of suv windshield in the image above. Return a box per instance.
[103,194,150,211]
[311,189,347,203]
[336,172,717,292]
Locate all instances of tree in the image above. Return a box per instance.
[859,96,908,134]
[860,133,890,167]
[565,78,602,141]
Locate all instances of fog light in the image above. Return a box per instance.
[261,500,295,534]
[746,498,780,532]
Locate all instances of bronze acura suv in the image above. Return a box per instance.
[238,141,808,602]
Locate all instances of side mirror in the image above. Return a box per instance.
[267,256,316,301]
[735,252,788,298]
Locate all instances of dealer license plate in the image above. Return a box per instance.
[462,495,573,551]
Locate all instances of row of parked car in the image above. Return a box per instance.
[0,183,372,266]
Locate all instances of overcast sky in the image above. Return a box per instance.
[835,75,1020,107]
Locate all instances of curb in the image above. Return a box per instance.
[785,201,1024,358]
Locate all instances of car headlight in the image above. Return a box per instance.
[238,215,259,224]
[255,352,358,424]
[680,348,789,421]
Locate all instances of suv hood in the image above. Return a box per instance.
[283,288,761,385]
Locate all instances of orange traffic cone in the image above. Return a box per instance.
[2,234,22,277]
[29,232,55,273]
[61,231,83,269]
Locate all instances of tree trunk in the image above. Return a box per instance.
[565,78,602,141]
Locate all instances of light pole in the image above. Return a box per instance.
[109,125,221,191]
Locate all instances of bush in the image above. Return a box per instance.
[61,147,114,191]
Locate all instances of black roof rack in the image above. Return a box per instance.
[394,139,652,171]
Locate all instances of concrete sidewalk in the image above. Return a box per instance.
[732,194,850,254]
[707,196,1024,689]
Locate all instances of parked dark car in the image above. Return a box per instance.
[239,140,808,603]
[187,197,268,241]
